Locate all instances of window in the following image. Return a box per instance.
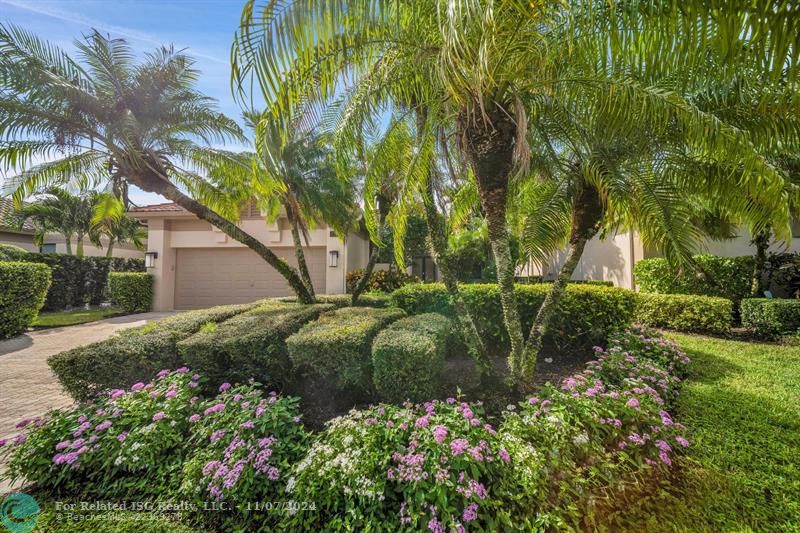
[41,243,56,253]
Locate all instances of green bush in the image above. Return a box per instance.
[48,303,258,401]
[372,313,451,403]
[275,293,392,308]
[741,298,800,339]
[634,255,753,306]
[109,272,153,312]
[346,269,418,293]
[178,303,334,391]
[634,293,732,334]
[391,283,637,351]
[287,307,406,393]
[0,244,29,261]
[0,261,51,339]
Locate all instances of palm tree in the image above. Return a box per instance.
[13,187,100,256]
[233,0,797,384]
[91,195,146,257]
[0,25,315,303]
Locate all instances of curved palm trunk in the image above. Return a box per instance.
[106,238,115,257]
[458,104,525,380]
[287,212,316,300]
[131,170,315,304]
[352,194,390,305]
[750,228,771,297]
[523,184,603,381]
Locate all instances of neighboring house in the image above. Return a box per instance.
[519,225,800,289]
[0,197,39,251]
[130,202,370,311]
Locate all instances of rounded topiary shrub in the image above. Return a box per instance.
[0,261,51,339]
[372,313,452,402]
[109,272,153,313]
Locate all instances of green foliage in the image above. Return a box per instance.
[48,303,258,402]
[372,313,451,403]
[448,219,522,282]
[635,293,733,334]
[0,261,51,338]
[346,268,418,293]
[765,252,800,298]
[109,272,153,313]
[275,293,393,308]
[286,307,406,394]
[0,243,29,260]
[740,298,800,339]
[177,303,334,391]
[391,283,637,351]
[634,255,754,306]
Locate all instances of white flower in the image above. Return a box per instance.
[286,476,296,493]
[572,433,589,446]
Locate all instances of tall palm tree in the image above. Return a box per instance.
[0,25,315,303]
[90,195,146,257]
[13,187,100,256]
[233,0,797,384]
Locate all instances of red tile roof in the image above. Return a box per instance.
[0,197,36,232]
[130,202,187,213]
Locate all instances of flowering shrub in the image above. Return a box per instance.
[282,399,512,531]
[179,382,309,529]
[0,369,198,497]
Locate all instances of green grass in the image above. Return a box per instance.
[32,307,124,328]
[612,333,800,531]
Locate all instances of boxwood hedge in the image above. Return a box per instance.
[48,302,260,401]
[0,261,52,339]
[372,313,452,403]
[287,307,406,394]
[634,293,732,334]
[391,283,637,351]
[177,302,334,391]
[109,272,153,313]
[741,298,800,339]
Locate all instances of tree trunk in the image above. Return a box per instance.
[130,169,315,304]
[750,228,771,297]
[76,235,84,257]
[287,210,316,300]
[64,235,72,255]
[523,183,604,381]
[106,238,115,257]
[457,103,525,379]
[351,243,381,304]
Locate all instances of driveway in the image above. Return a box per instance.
[0,312,175,494]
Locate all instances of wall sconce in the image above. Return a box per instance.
[144,251,158,268]
[328,250,339,268]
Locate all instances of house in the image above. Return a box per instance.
[0,197,38,251]
[130,202,370,311]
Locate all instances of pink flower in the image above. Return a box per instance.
[432,425,448,444]
[450,438,469,456]
[416,416,429,428]
[192,373,201,380]
[626,398,640,409]
[131,382,144,391]
[94,420,112,432]
[659,451,672,465]
[165,389,177,398]
[365,417,378,426]
[428,518,445,533]
[149,390,160,398]
[176,367,189,374]
[498,446,510,463]
[210,430,226,443]
[240,421,255,429]
[266,467,280,481]
[55,440,70,451]
[188,414,201,423]
[152,411,165,422]
[219,383,231,393]
[117,432,128,442]
[675,436,690,448]
[157,369,170,379]
[462,502,478,522]
[110,389,125,399]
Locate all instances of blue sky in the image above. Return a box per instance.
[1,0,250,205]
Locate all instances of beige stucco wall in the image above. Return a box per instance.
[46,236,144,259]
[0,231,37,252]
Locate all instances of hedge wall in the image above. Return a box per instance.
[178,303,334,391]
[275,294,392,308]
[634,293,733,334]
[391,283,637,351]
[0,261,52,339]
[48,302,260,401]
[741,298,800,339]
[372,313,452,403]
[109,272,153,313]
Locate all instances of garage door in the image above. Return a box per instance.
[174,247,326,309]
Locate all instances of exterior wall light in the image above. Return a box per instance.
[328,250,339,268]
[144,251,158,268]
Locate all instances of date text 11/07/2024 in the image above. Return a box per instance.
[210,500,317,513]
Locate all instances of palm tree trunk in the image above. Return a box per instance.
[131,170,315,304]
[523,183,603,381]
[457,104,525,379]
[75,235,84,257]
[750,228,771,297]
[351,243,381,304]
[106,238,115,257]
[64,235,73,255]
[287,211,316,300]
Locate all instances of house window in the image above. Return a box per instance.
[41,243,56,253]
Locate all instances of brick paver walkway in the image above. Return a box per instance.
[0,312,175,493]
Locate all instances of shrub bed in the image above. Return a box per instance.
[346,268,418,293]
[635,293,733,334]
[740,298,800,339]
[48,303,259,402]
[391,283,637,351]
[0,261,52,339]
[372,313,452,403]
[177,303,334,391]
[275,293,392,308]
[287,307,406,394]
[109,272,153,313]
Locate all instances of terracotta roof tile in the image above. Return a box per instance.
[130,202,187,213]
[0,197,35,232]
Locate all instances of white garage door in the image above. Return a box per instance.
[174,247,326,309]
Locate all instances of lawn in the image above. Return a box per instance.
[613,333,800,531]
[32,307,124,328]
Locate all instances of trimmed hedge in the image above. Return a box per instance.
[177,303,334,390]
[633,255,753,306]
[48,303,259,401]
[346,269,418,293]
[634,293,732,334]
[741,298,800,339]
[275,293,392,308]
[372,313,451,403]
[287,307,406,393]
[391,283,637,351]
[109,272,153,313]
[0,261,52,339]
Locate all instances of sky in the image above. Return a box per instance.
[0,0,250,206]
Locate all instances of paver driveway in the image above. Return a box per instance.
[0,312,175,493]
